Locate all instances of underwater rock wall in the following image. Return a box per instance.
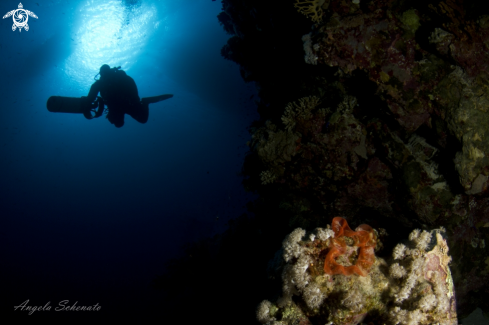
[218,0,489,320]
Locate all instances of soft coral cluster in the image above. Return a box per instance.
[260,217,388,325]
[257,219,457,325]
[387,228,457,325]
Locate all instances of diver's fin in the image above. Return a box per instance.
[141,94,173,105]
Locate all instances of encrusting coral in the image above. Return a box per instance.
[324,217,377,276]
[257,218,457,325]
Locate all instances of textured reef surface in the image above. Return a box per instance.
[258,218,457,324]
[155,1,489,324]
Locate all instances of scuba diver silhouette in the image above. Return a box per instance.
[82,64,173,128]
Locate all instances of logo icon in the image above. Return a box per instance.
[2,3,38,32]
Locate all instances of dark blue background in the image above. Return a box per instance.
[1,0,258,320]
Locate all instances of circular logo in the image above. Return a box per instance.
[14,9,27,27]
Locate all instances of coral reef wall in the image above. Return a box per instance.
[216,0,489,320]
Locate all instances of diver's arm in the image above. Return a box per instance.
[93,97,105,118]
[86,81,102,103]
[80,81,102,119]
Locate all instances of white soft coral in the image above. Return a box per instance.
[282,228,305,262]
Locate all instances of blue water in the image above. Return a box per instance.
[1,0,258,319]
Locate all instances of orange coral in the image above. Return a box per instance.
[324,217,377,276]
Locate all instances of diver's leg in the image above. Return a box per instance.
[141,94,173,105]
[127,103,148,124]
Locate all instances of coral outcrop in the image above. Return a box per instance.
[257,221,457,325]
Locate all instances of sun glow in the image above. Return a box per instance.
[64,0,157,89]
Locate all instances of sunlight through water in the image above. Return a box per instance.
[64,0,158,89]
